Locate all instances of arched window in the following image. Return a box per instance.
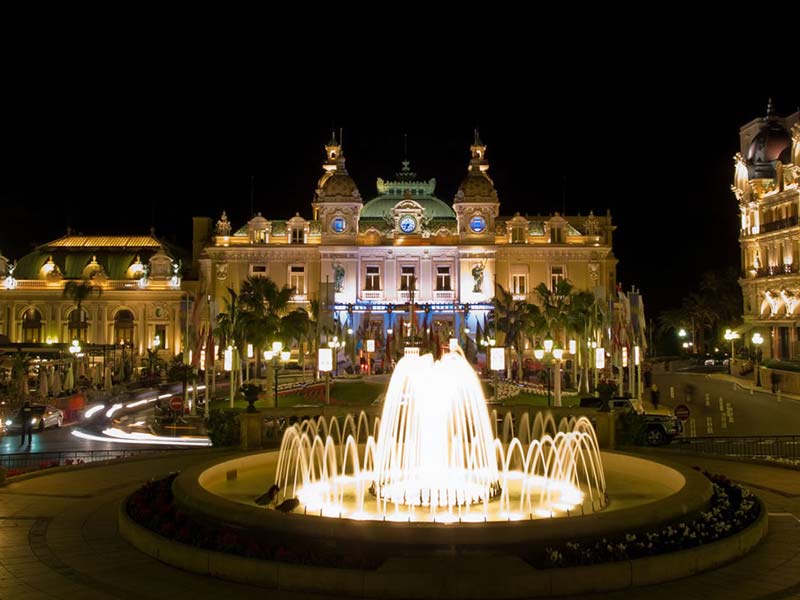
[115,310,135,345]
[22,308,43,343]
[67,308,89,341]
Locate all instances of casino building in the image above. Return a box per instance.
[195,133,619,363]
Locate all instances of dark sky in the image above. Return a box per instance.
[1,78,796,320]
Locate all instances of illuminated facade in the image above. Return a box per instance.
[734,102,800,359]
[197,133,618,361]
[0,234,186,355]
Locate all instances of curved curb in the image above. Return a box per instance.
[118,497,768,598]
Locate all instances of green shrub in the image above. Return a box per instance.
[206,408,240,447]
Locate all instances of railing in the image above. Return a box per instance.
[361,290,383,300]
[0,448,192,470]
[751,263,799,278]
[667,435,800,459]
[761,215,799,233]
[432,290,455,301]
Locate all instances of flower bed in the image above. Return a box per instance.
[537,471,760,568]
[0,459,84,480]
[126,474,382,570]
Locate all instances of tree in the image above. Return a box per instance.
[238,277,294,377]
[493,284,540,380]
[62,280,102,341]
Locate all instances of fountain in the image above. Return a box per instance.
[273,350,606,522]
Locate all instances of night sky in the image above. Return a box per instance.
[1,82,796,320]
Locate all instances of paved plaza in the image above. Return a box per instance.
[0,449,799,599]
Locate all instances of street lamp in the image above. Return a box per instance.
[489,346,505,402]
[724,329,740,374]
[534,339,563,407]
[264,341,290,408]
[752,332,764,387]
[327,336,343,377]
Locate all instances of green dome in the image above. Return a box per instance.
[361,195,456,220]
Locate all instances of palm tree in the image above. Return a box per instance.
[493,284,539,380]
[63,279,102,341]
[238,277,295,376]
[562,290,598,393]
[215,288,246,398]
[533,280,575,344]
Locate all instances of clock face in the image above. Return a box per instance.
[331,216,347,233]
[399,215,417,234]
[469,215,486,233]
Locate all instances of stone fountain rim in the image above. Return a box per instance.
[172,450,713,548]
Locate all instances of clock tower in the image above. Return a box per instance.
[312,132,363,244]
[453,131,499,242]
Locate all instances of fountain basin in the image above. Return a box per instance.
[173,450,712,552]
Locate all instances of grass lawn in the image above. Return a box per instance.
[211,380,387,411]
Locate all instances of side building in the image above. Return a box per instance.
[0,233,187,361]
[196,134,619,364]
[733,102,800,360]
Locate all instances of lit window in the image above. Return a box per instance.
[365,266,381,291]
[511,226,526,243]
[436,266,451,291]
[551,266,565,291]
[249,264,268,277]
[154,324,167,349]
[291,228,305,244]
[289,265,306,294]
[512,274,527,295]
[400,265,416,291]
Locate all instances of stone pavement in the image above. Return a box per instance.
[1,449,799,599]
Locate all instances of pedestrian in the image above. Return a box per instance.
[770,371,780,393]
[18,401,33,447]
[651,384,660,409]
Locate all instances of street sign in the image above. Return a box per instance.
[170,396,184,411]
[674,404,690,421]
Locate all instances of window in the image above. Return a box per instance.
[511,225,526,243]
[114,310,135,345]
[550,227,564,244]
[400,265,416,291]
[289,265,306,294]
[291,227,305,244]
[512,274,527,295]
[551,266,565,291]
[67,308,88,341]
[365,265,381,291]
[436,266,451,291]
[154,324,167,349]
[252,229,267,244]
[22,308,43,343]
[249,264,268,277]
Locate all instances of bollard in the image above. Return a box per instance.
[750,386,754,395]
[670,386,675,399]
[777,390,782,402]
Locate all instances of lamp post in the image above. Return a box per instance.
[265,341,290,408]
[534,337,563,407]
[328,336,343,377]
[224,345,234,408]
[480,336,496,392]
[752,332,764,387]
[724,329,740,375]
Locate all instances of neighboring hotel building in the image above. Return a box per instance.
[734,102,800,360]
[0,234,186,355]
[196,134,618,354]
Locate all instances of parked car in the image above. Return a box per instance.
[5,405,64,432]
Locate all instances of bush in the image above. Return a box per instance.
[206,408,240,447]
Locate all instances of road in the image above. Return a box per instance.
[652,370,800,437]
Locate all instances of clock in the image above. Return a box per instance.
[331,216,347,233]
[399,215,417,234]
[469,215,486,233]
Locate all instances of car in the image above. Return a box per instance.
[4,405,64,432]
[612,399,682,445]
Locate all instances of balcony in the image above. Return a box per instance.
[361,290,383,301]
[750,263,800,278]
[433,290,455,301]
[761,215,799,234]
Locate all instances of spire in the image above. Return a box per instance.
[766,98,776,120]
[323,130,347,175]
[469,130,489,172]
